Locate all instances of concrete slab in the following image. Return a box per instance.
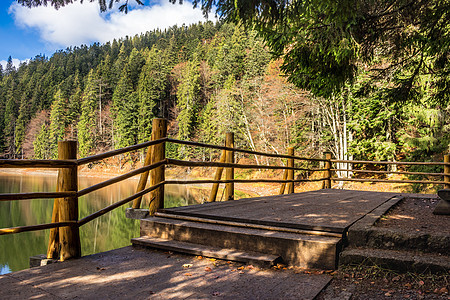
[0,246,331,300]
[162,189,398,233]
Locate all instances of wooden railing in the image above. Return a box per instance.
[0,118,327,261]
[1,118,448,262]
[327,156,450,188]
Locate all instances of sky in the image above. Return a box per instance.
[0,0,210,69]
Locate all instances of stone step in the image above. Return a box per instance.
[140,216,342,270]
[348,227,449,255]
[132,236,282,268]
[339,247,450,273]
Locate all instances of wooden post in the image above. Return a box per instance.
[47,171,60,259]
[209,149,227,202]
[58,141,81,261]
[287,147,294,194]
[323,152,332,189]
[279,169,288,195]
[148,119,167,215]
[444,154,450,189]
[225,132,234,201]
[132,133,155,209]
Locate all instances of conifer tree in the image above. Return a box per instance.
[48,89,68,158]
[137,48,171,142]
[78,70,99,157]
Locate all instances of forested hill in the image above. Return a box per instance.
[0,21,447,171]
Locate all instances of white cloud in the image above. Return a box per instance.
[9,0,209,48]
[0,58,30,70]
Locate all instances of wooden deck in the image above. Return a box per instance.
[160,189,398,233]
[133,189,401,269]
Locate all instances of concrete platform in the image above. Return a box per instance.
[161,189,398,233]
[0,247,331,300]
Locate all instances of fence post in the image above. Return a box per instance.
[133,119,167,209]
[149,118,167,215]
[225,132,234,201]
[58,140,81,261]
[47,172,60,259]
[444,154,450,189]
[323,151,332,189]
[209,149,226,202]
[287,147,294,194]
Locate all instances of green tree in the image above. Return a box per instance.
[78,70,99,157]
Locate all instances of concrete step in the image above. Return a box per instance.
[140,216,342,270]
[339,247,450,273]
[132,236,282,268]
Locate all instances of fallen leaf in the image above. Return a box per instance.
[227,261,232,264]
[209,258,216,262]
[237,266,245,270]
[439,287,449,294]
[403,294,410,298]
[238,271,245,274]
[184,273,192,276]
[205,267,212,272]
[385,292,392,297]
[183,264,193,268]
[212,291,220,296]
[418,280,425,286]
[404,283,412,289]
[392,276,401,282]
[246,265,254,269]
[197,256,203,260]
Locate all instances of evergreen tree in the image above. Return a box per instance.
[137,48,171,143]
[49,89,68,158]
[78,70,99,157]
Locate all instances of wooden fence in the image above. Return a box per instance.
[0,118,448,261]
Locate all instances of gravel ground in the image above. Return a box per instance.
[317,197,450,300]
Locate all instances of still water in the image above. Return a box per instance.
[0,171,206,275]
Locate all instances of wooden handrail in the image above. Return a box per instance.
[78,160,166,197]
[166,158,322,172]
[78,182,165,226]
[331,159,450,166]
[332,177,446,185]
[0,159,77,168]
[0,191,76,201]
[77,138,168,165]
[332,168,445,177]
[167,138,327,162]
[0,221,77,236]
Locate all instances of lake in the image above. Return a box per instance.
[0,171,208,275]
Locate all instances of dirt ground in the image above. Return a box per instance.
[317,197,450,300]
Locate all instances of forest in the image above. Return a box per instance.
[0,21,447,176]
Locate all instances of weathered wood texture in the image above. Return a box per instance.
[287,147,294,194]
[323,152,332,189]
[225,133,234,201]
[209,149,227,202]
[445,154,450,189]
[161,189,397,233]
[149,119,167,215]
[57,141,81,261]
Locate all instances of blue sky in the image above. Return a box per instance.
[0,0,209,68]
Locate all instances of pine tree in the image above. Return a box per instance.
[137,48,171,143]
[49,89,68,158]
[78,70,99,157]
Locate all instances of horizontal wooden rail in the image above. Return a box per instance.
[0,191,77,201]
[331,169,445,177]
[0,159,77,168]
[167,138,326,162]
[165,178,327,185]
[331,178,446,185]
[77,138,168,166]
[0,221,77,236]
[78,182,164,226]
[166,158,324,172]
[331,159,450,166]
[78,160,166,197]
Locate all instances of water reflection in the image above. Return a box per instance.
[0,171,206,275]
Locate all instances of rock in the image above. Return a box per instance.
[433,199,450,215]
